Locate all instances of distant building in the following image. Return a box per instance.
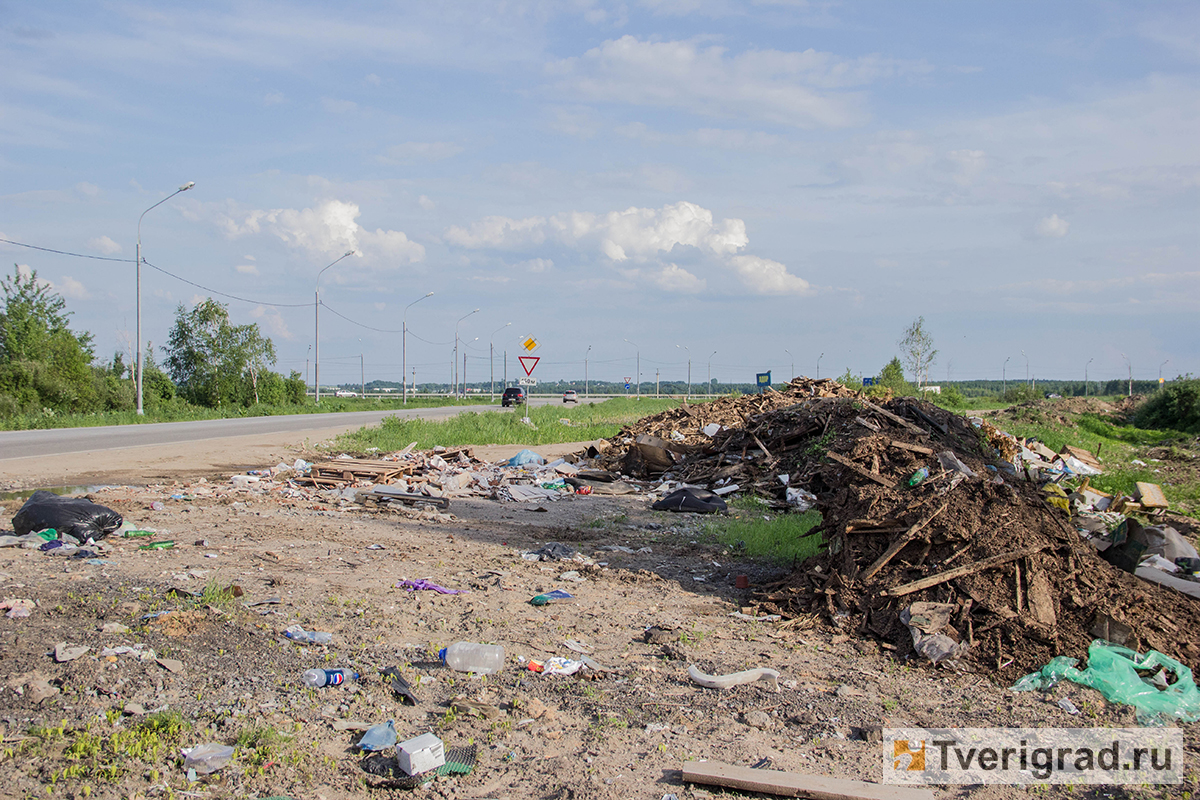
[921,385,942,395]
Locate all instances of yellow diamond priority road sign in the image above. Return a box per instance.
[522,336,539,353]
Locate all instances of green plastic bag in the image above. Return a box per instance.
[1012,640,1200,726]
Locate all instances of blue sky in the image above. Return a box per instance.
[2,1,1197,389]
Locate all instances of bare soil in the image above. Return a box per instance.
[0,434,1196,798]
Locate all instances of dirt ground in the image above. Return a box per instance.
[0,434,1197,798]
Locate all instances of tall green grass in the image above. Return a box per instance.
[702,498,825,564]
[331,397,688,451]
[0,396,482,432]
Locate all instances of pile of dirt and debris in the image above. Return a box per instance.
[586,378,1200,682]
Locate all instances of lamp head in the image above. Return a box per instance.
[179,181,195,191]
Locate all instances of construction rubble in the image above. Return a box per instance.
[213,377,1198,682]
[579,377,1200,682]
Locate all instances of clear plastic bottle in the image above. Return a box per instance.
[284,627,332,644]
[301,668,359,687]
[439,642,505,674]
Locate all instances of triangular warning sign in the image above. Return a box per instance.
[519,356,540,376]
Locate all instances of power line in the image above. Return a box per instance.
[0,237,135,262]
[318,299,454,345]
[142,260,310,308]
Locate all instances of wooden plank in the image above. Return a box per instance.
[825,451,897,489]
[885,544,1047,597]
[860,401,925,435]
[1060,444,1102,472]
[888,440,933,456]
[860,502,948,581]
[682,760,935,800]
[1135,482,1168,509]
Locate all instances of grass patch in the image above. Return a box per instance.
[705,497,824,564]
[0,395,483,432]
[332,397,688,451]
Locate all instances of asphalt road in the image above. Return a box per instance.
[0,401,556,460]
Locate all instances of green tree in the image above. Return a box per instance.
[0,265,97,414]
[165,299,276,408]
[898,317,937,390]
[873,357,913,396]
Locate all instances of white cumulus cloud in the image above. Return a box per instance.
[548,36,929,129]
[1036,214,1070,238]
[206,199,425,265]
[235,263,259,275]
[728,255,811,295]
[56,276,90,299]
[650,263,706,293]
[446,201,746,260]
[87,235,122,254]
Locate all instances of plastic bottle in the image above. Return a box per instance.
[908,467,929,486]
[284,627,332,645]
[357,720,397,752]
[439,642,505,674]
[302,668,359,687]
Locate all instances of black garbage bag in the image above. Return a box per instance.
[12,490,123,541]
[651,487,727,514]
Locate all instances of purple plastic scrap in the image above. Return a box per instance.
[396,579,466,594]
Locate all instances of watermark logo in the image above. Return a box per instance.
[893,740,925,771]
[884,728,1182,785]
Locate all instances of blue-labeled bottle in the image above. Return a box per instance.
[301,668,359,688]
[909,467,929,486]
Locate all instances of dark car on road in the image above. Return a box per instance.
[501,387,527,407]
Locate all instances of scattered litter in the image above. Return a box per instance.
[379,666,418,705]
[12,490,123,541]
[901,602,968,667]
[529,589,574,606]
[1013,640,1200,725]
[397,732,445,776]
[524,542,576,561]
[651,488,727,514]
[182,743,235,775]
[528,657,585,675]
[687,664,780,691]
[395,579,466,594]
[507,449,545,466]
[357,720,398,752]
[1057,697,1080,715]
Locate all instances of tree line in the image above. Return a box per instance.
[0,265,305,418]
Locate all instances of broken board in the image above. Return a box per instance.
[682,760,935,800]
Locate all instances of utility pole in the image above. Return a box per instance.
[655,369,660,398]
[1121,353,1132,397]
[1003,356,1010,400]
[1085,358,1093,397]
[584,345,591,399]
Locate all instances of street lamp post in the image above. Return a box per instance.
[1121,353,1132,397]
[584,345,592,399]
[1003,356,1010,399]
[490,322,511,402]
[1085,358,1093,397]
[454,309,480,398]
[314,250,356,404]
[359,338,365,399]
[708,350,717,396]
[623,338,640,399]
[784,349,793,383]
[676,344,691,398]
[1022,349,1029,388]
[135,181,194,415]
[305,345,311,391]
[816,352,824,380]
[1160,359,1170,386]
[402,292,434,404]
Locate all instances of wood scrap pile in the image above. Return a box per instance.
[596,385,1200,678]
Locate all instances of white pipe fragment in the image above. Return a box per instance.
[687,664,780,691]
